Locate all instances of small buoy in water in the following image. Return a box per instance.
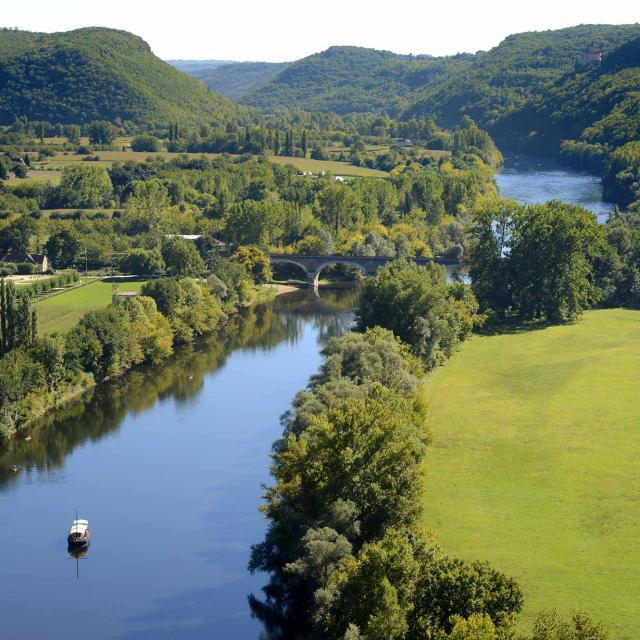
[10,465,18,473]
[24,436,32,442]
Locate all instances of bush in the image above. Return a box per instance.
[131,134,162,152]
[0,262,17,276]
[16,262,36,275]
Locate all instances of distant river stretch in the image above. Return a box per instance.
[495,155,614,221]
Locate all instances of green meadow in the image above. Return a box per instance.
[422,309,640,638]
[36,279,147,334]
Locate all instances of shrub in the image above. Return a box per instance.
[131,134,162,152]
[16,262,36,275]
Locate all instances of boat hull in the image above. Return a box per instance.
[67,535,90,550]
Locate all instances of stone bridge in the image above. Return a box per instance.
[269,254,460,290]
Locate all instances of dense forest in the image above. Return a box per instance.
[235,25,640,124]
[494,34,640,156]
[0,121,499,269]
[405,24,640,128]
[240,46,472,116]
[0,28,244,126]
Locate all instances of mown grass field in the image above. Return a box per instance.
[34,150,388,177]
[265,155,388,176]
[36,279,147,334]
[422,309,640,638]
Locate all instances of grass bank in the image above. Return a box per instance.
[422,309,640,638]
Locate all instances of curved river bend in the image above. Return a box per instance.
[0,289,356,640]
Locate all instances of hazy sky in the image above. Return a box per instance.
[7,0,640,61]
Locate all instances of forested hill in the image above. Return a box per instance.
[237,25,640,124]
[240,46,473,116]
[404,24,640,129]
[0,28,244,125]
[192,61,291,100]
[493,34,640,159]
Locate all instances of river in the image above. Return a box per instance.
[496,155,614,221]
[0,289,357,640]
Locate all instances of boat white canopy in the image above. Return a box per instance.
[73,519,89,526]
[69,523,88,535]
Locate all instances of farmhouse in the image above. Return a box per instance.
[1,252,49,273]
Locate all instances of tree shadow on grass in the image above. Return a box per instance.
[476,315,579,337]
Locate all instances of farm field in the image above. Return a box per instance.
[36,279,148,334]
[422,309,640,638]
[33,150,388,177]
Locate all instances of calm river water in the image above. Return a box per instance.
[496,155,614,220]
[0,289,357,640]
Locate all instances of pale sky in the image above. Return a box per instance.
[6,0,640,62]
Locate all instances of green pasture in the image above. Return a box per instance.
[35,279,148,334]
[422,309,640,638]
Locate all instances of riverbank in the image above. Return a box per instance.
[1,280,282,445]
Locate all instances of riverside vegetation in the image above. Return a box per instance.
[249,190,640,637]
[250,260,614,639]
[0,255,258,442]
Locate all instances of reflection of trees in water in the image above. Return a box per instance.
[0,299,325,489]
[273,287,357,347]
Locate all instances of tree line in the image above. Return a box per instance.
[468,198,640,323]
[0,146,497,273]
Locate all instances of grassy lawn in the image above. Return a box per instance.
[266,155,388,177]
[422,309,640,638]
[36,279,148,334]
[7,170,62,185]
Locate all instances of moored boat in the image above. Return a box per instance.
[67,517,90,549]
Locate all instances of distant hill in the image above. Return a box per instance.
[237,26,640,126]
[167,59,237,74]
[405,24,640,130]
[0,28,244,125]
[240,46,473,116]
[493,34,640,157]
[192,61,291,100]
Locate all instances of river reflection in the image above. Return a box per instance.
[0,288,355,640]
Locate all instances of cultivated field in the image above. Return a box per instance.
[422,309,640,637]
[36,279,148,334]
[32,150,388,177]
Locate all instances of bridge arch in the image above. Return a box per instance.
[269,257,309,283]
[310,260,367,291]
